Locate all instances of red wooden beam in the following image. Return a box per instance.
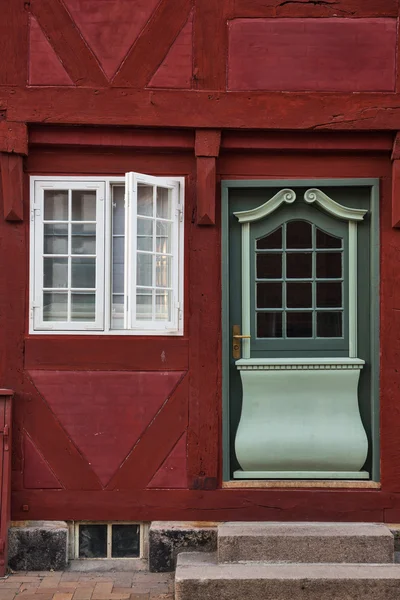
[193,0,227,90]
[106,374,188,490]
[5,88,400,130]
[195,129,221,225]
[229,0,398,18]
[0,0,28,86]
[112,0,193,88]
[30,0,108,87]
[0,122,27,155]
[0,153,23,221]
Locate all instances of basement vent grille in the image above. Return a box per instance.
[74,522,143,559]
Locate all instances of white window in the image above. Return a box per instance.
[30,174,184,334]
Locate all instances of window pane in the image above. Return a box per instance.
[43,257,68,288]
[112,238,124,294]
[156,256,171,288]
[137,288,152,320]
[137,218,153,252]
[71,293,95,321]
[257,282,282,308]
[156,187,171,219]
[43,190,68,221]
[286,282,312,308]
[317,252,342,278]
[286,221,312,249]
[317,282,342,308]
[316,228,342,249]
[111,524,140,558]
[287,312,313,338]
[43,292,67,321]
[44,224,68,254]
[71,257,96,288]
[286,253,312,279]
[257,312,282,338]
[71,191,96,221]
[112,186,125,235]
[156,290,171,321]
[256,227,282,250]
[137,184,153,216]
[317,311,342,337]
[79,524,107,559]
[256,253,282,279]
[156,221,171,254]
[71,224,96,254]
[137,253,153,287]
[111,295,124,330]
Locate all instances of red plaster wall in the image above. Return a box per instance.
[228,18,397,92]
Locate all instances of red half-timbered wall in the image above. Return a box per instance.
[1,0,400,522]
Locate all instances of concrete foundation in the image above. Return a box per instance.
[8,521,68,571]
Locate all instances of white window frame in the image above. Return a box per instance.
[29,175,184,335]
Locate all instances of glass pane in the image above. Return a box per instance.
[44,224,68,254]
[317,282,342,308]
[137,184,153,216]
[156,256,171,288]
[286,253,312,279]
[137,253,153,287]
[317,252,342,278]
[257,312,282,338]
[287,312,313,338]
[257,282,282,308]
[137,218,153,252]
[71,293,95,322]
[256,254,282,279]
[112,238,124,294]
[156,221,171,254]
[111,295,124,330]
[156,187,171,219]
[111,524,140,559]
[317,311,343,337]
[286,282,312,308]
[43,257,68,288]
[112,186,125,235]
[43,292,67,321]
[256,227,282,250]
[79,524,107,559]
[71,224,96,254]
[137,287,153,320]
[71,257,96,288]
[286,221,312,249]
[156,290,171,321]
[316,228,342,249]
[71,190,96,221]
[43,190,68,221]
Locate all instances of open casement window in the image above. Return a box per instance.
[30,174,184,334]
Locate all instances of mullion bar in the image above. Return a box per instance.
[282,223,287,339]
[67,189,72,322]
[311,224,316,339]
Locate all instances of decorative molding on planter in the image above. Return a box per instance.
[236,358,365,371]
[304,188,367,222]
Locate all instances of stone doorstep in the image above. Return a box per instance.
[175,552,400,600]
[218,522,395,564]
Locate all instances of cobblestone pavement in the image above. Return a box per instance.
[0,570,174,600]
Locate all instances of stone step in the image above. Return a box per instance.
[217,522,394,564]
[175,552,400,600]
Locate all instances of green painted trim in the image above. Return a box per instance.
[233,470,370,480]
[221,178,380,483]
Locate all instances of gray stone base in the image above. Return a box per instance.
[8,521,68,571]
[148,522,217,573]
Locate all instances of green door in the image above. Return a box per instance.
[222,181,379,482]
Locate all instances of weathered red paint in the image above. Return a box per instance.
[29,16,73,86]
[148,433,188,489]
[0,154,23,221]
[23,434,63,489]
[228,18,397,92]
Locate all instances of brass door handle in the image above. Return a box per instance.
[232,325,251,359]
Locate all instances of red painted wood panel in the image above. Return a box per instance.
[29,370,184,487]
[63,0,160,80]
[148,433,188,489]
[25,337,189,371]
[29,16,73,86]
[228,18,397,92]
[0,154,24,221]
[0,122,28,156]
[229,0,398,18]
[149,10,193,89]
[23,434,63,489]
[0,0,28,86]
